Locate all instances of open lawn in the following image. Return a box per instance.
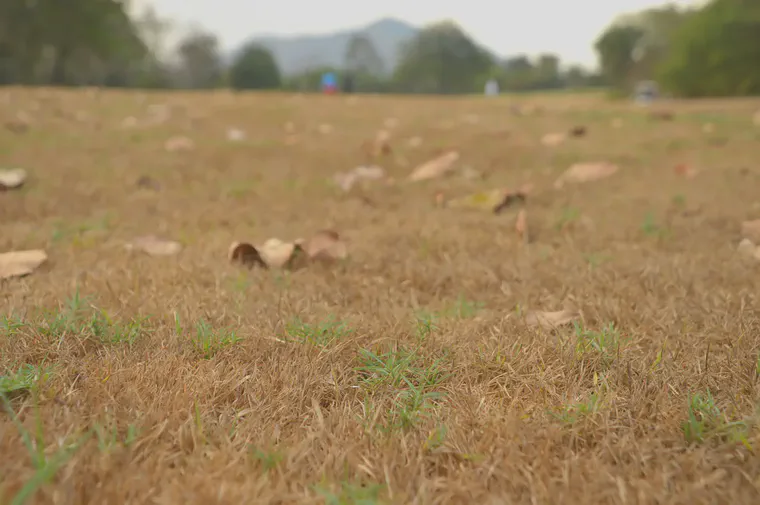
[2,88,760,504]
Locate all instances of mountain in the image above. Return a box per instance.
[239,18,418,76]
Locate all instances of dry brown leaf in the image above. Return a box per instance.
[0,249,47,279]
[363,129,392,158]
[298,230,348,262]
[407,136,423,148]
[0,168,27,190]
[741,220,760,242]
[333,165,385,192]
[737,239,760,260]
[515,209,528,242]
[569,126,587,137]
[164,136,194,152]
[555,162,619,188]
[127,235,182,256]
[258,238,301,269]
[409,151,460,182]
[649,110,674,121]
[524,309,581,330]
[135,175,161,191]
[674,163,698,179]
[228,242,267,268]
[541,133,566,146]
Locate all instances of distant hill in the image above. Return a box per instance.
[237,18,418,76]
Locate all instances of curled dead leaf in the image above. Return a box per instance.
[164,136,194,152]
[524,309,581,330]
[409,151,460,182]
[741,220,760,242]
[737,238,760,260]
[259,238,304,269]
[229,239,306,269]
[298,230,348,262]
[493,185,532,214]
[555,162,619,188]
[135,175,161,191]
[569,126,587,137]
[407,136,423,148]
[0,168,27,190]
[228,242,267,268]
[649,110,674,121]
[363,129,392,158]
[0,249,47,279]
[674,164,698,179]
[333,165,385,192]
[541,132,566,147]
[127,235,182,256]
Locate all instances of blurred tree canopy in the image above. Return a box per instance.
[657,0,760,97]
[230,43,282,90]
[1,0,756,98]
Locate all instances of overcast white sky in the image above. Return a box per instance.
[134,0,699,67]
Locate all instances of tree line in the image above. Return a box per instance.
[1,0,758,97]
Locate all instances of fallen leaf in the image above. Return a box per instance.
[135,175,161,191]
[524,309,581,330]
[461,166,482,180]
[363,129,392,158]
[515,209,528,242]
[6,118,29,134]
[333,165,385,192]
[258,238,303,269]
[674,164,698,178]
[569,126,587,137]
[0,168,27,190]
[228,242,267,268]
[298,230,348,262]
[741,220,760,242]
[737,238,760,260]
[164,136,194,152]
[407,136,423,148]
[127,235,182,256]
[0,250,47,279]
[649,110,674,121]
[384,117,399,129]
[555,162,619,188]
[541,133,566,146]
[227,128,246,141]
[408,151,460,182]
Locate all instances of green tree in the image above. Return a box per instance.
[344,34,384,76]
[230,43,281,90]
[392,21,494,94]
[174,29,223,89]
[658,0,760,97]
[0,0,147,85]
[594,24,644,90]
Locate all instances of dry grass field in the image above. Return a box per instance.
[2,87,760,505]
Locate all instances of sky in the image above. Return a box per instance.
[134,0,700,68]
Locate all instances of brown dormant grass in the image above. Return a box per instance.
[2,87,760,504]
